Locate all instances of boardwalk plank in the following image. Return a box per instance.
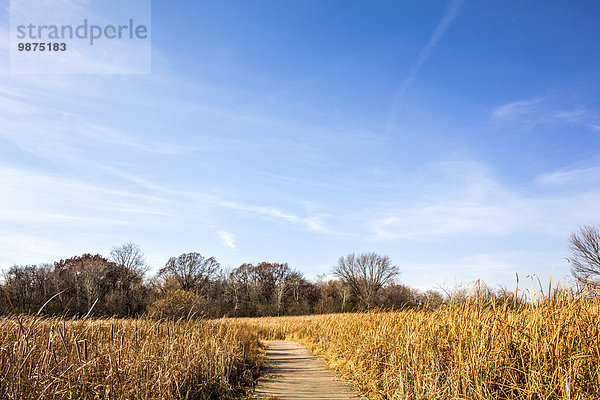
[254,341,364,400]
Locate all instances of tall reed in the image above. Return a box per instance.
[0,317,263,399]
[239,291,600,399]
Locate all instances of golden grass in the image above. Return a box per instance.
[0,317,264,399]
[238,294,600,399]
[2,291,598,399]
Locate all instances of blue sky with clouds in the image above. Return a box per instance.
[1,0,599,290]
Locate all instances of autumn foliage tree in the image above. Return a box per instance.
[2,251,147,317]
[2,246,445,319]
[53,253,146,316]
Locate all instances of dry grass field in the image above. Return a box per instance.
[0,317,263,399]
[1,290,599,399]
[239,291,600,399]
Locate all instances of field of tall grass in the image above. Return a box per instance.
[240,291,600,399]
[0,317,263,399]
[2,289,598,399]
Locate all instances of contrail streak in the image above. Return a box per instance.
[386,0,466,134]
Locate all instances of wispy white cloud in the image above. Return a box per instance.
[370,162,501,239]
[0,158,340,273]
[368,160,600,240]
[0,94,37,115]
[99,164,333,234]
[0,164,173,226]
[371,202,520,239]
[0,234,68,267]
[553,108,586,120]
[489,99,598,132]
[490,98,544,118]
[0,74,340,235]
[0,85,199,168]
[537,165,600,186]
[217,200,331,234]
[1,159,332,236]
[218,231,236,249]
[80,123,197,155]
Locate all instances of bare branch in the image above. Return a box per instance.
[569,224,600,286]
[332,252,400,309]
[109,243,147,275]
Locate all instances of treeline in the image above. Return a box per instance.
[1,244,442,319]
[5,222,600,319]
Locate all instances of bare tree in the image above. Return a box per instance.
[569,224,600,286]
[333,252,399,309]
[288,271,304,304]
[110,243,147,274]
[227,264,253,316]
[246,262,290,316]
[159,252,220,293]
[268,263,291,316]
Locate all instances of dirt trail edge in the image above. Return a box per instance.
[253,340,365,400]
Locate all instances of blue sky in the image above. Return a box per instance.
[1,1,599,291]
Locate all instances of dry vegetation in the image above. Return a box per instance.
[2,288,599,399]
[239,290,600,399]
[0,317,263,399]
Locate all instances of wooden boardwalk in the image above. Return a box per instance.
[254,341,364,400]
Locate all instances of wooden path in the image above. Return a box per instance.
[254,341,364,400]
